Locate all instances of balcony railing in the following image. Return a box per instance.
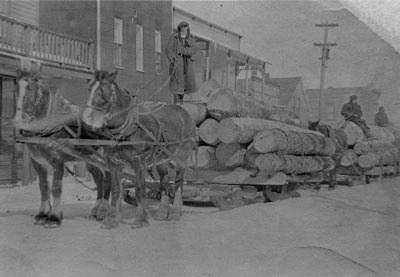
[0,14,94,69]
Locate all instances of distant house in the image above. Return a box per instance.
[267,77,311,126]
[236,75,279,106]
[305,85,381,125]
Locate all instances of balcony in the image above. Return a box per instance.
[0,14,94,70]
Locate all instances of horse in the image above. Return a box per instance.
[13,70,111,228]
[308,120,347,189]
[81,70,195,229]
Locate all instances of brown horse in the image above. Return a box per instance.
[13,71,111,228]
[309,120,347,189]
[82,70,195,229]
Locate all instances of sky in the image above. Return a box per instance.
[173,0,400,121]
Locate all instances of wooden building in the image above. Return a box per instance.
[267,77,311,126]
[0,0,94,185]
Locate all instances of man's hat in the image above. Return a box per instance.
[349,95,357,100]
[177,21,189,30]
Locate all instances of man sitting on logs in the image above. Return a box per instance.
[340,95,371,138]
[375,106,390,127]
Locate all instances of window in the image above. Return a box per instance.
[136,24,143,72]
[114,18,122,68]
[155,30,161,74]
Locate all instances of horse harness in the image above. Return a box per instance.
[105,102,194,168]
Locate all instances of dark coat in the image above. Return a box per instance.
[375,111,389,127]
[340,102,362,120]
[166,30,196,94]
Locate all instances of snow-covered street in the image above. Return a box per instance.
[0,177,399,277]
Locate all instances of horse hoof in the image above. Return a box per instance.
[131,220,149,229]
[44,214,62,228]
[168,208,182,221]
[101,221,119,229]
[34,212,48,225]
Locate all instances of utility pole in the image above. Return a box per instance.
[314,22,338,120]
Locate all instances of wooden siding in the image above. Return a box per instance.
[10,0,38,25]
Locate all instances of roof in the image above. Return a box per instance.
[267,77,302,106]
[305,86,381,97]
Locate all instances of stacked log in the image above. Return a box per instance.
[358,151,398,168]
[198,118,220,146]
[215,143,246,168]
[252,128,335,156]
[254,154,335,175]
[181,102,208,126]
[187,146,218,169]
[342,122,396,145]
[341,149,358,167]
[218,117,323,144]
[207,88,272,121]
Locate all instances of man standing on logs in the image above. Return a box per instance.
[340,95,371,137]
[375,106,390,127]
[166,21,197,105]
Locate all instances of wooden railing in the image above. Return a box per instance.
[0,14,94,69]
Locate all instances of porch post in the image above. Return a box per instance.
[227,50,231,87]
[205,41,210,81]
[245,57,249,98]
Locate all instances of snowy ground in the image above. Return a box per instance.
[0,176,399,277]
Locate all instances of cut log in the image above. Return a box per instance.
[244,144,259,169]
[353,140,396,155]
[254,153,335,174]
[207,88,272,121]
[341,149,358,166]
[342,122,365,145]
[215,142,246,168]
[218,117,323,144]
[184,79,223,103]
[253,128,336,156]
[198,118,220,146]
[181,102,208,126]
[341,122,395,145]
[187,146,217,168]
[365,165,396,176]
[358,151,398,168]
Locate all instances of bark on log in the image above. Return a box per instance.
[207,88,272,121]
[187,146,217,168]
[254,153,335,174]
[218,117,324,144]
[244,144,259,169]
[198,118,220,146]
[358,151,398,168]
[341,149,358,167]
[181,102,208,126]
[369,126,395,142]
[353,140,396,155]
[253,128,336,156]
[215,142,246,168]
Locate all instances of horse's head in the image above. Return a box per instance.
[82,70,129,130]
[13,70,49,126]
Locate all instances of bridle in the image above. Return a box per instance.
[16,79,43,121]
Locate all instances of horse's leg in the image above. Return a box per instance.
[169,164,184,221]
[328,169,336,190]
[155,163,170,221]
[97,170,112,219]
[31,158,50,225]
[86,163,105,220]
[132,157,149,229]
[44,161,64,228]
[101,160,122,229]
